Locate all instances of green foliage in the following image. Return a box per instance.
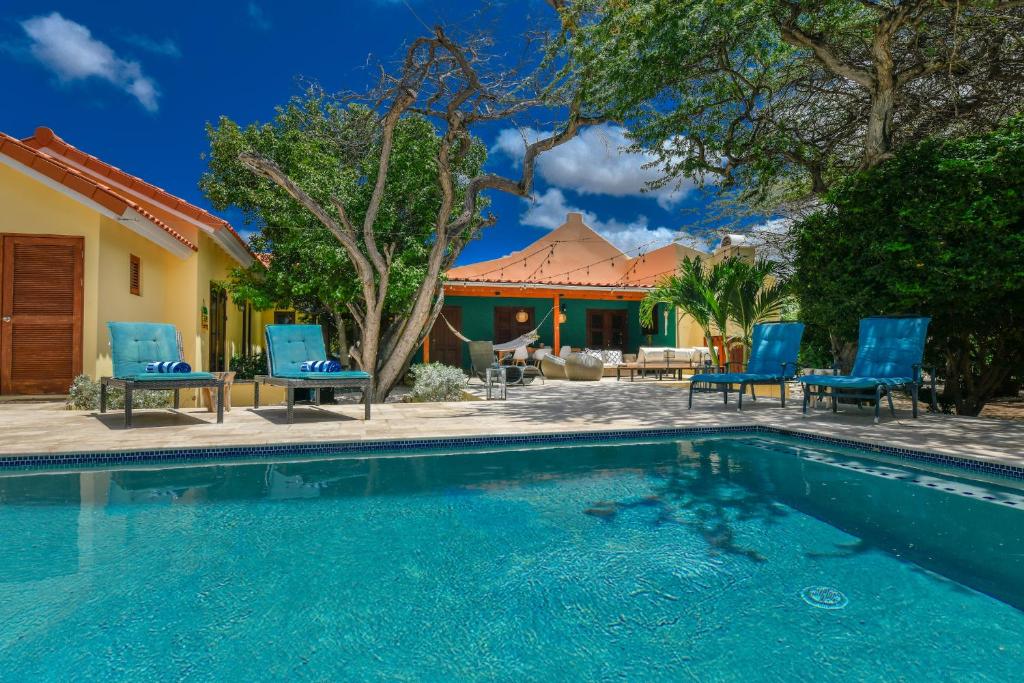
[563,0,1024,206]
[641,255,786,365]
[407,363,468,403]
[201,88,487,319]
[229,352,267,381]
[65,375,173,411]
[792,117,1024,415]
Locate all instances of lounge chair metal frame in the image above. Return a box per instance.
[687,362,796,411]
[687,322,805,411]
[100,324,224,428]
[254,326,371,424]
[800,364,938,423]
[799,315,938,423]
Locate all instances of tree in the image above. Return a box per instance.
[791,117,1024,415]
[228,20,602,401]
[725,259,790,363]
[563,0,1024,205]
[640,256,734,367]
[202,92,438,365]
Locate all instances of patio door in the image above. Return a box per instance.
[586,309,628,350]
[429,305,463,367]
[0,235,83,394]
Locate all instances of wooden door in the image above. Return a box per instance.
[429,305,463,367]
[586,309,628,350]
[494,306,535,345]
[0,235,83,394]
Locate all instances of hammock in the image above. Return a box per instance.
[440,307,555,352]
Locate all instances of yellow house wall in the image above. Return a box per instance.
[0,163,261,400]
[0,163,103,379]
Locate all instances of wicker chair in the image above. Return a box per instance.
[565,352,604,381]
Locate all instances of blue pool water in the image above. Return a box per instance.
[1,435,1022,681]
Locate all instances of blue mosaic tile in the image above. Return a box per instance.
[0,425,1020,482]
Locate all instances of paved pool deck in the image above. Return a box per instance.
[1,379,1021,473]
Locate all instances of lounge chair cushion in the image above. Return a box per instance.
[744,322,805,375]
[122,372,216,381]
[273,370,371,380]
[799,374,914,388]
[109,322,188,378]
[266,325,337,377]
[691,372,787,384]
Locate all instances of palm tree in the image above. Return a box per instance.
[640,256,733,367]
[723,258,790,364]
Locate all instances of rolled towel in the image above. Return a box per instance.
[146,361,192,374]
[300,360,341,373]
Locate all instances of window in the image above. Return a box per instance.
[129,255,141,296]
[586,309,628,350]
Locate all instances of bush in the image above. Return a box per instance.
[407,363,467,402]
[230,352,268,380]
[792,116,1024,415]
[65,374,173,411]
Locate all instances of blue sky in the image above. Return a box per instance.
[1,0,732,264]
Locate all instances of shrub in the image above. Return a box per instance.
[792,116,1024,415]
[230,352,268,380]
[407,363,467,402]
[65,374,173,411]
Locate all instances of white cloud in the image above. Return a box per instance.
[492,123,694,209]
[20,12,159,111]
[521,188,687,254]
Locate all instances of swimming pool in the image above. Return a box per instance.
[1,434,1021,680]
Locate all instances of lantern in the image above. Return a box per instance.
[557,305,567,324]
[515,308,529,323]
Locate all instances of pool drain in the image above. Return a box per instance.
[800,586,849,610]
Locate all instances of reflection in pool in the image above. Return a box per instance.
[1,435,1021,680]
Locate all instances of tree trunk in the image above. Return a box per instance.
[333,310,348,368]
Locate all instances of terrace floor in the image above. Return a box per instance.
[1,378,1021,473]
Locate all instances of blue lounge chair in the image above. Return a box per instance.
[100,322,224,427]
[688,321,806,411]
[688,322,805,410]
[254,324,372,423]
[799,316,937,423]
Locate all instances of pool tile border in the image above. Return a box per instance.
[0,424,1021,481]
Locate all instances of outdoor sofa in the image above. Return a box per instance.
[617,346,712,381]
[800,315,937,423]
[100,322,224,428]
[687,322,804,410]
[254,324,372,423]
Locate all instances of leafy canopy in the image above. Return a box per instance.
[791,116,1024,414]
[201,89,488,317]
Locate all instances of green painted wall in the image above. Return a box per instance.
[415,294,675,368]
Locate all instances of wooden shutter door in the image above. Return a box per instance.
[0,235,84,394]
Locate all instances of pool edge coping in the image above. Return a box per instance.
[1,424,1021,481]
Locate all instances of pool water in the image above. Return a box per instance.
[1,435,1022,681]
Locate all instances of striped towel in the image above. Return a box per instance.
[146,361,192,374]
[300,360,341,373]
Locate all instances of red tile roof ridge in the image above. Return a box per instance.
[24,127,249,253]
[0,131,198,252]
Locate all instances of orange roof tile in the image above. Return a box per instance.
[0,131,198,252]
[21,127,250,255]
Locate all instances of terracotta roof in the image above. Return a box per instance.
[446,213,710,289]
[20,127,251,257]
[0,131,198,251]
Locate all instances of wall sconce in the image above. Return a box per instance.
[515,308,529,323]
[557,304,567,324]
